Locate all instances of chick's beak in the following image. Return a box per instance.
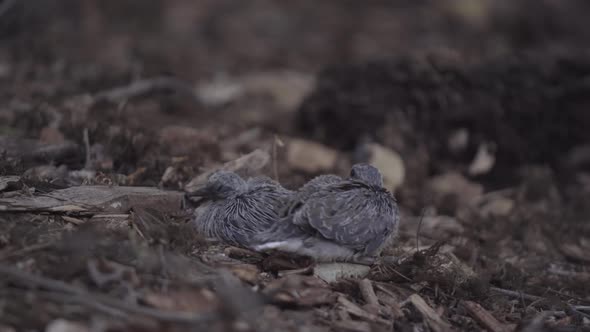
[185,185,211,205]
[189,185,210,196]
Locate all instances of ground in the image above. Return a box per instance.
[0,1,590,331]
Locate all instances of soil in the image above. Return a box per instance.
[0,1,589,331]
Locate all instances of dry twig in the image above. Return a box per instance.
[0,242,55,261]
[490,287,543,302]
[93,77,200,105]
[407,294,452,332]
[462,300,512,332]
[358,279,379,306]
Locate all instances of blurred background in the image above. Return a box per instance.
[2,0,590,200]
[1,1,590,329]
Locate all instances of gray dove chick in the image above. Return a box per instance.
[252,164,399,263]
[281,174,343,216]
[189,170,292,248]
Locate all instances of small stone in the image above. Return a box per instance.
[479,197,514,217]
[39,127,65,144]
[448,128,469,153]
[45,319,90,332]
[313,263,371,283]
[363,143,405,192]
[286,138,339,173]
[429,172,483,207]
[468,142,496,176]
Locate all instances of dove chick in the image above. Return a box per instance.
[189,170,292,248]
[253,164,399,263]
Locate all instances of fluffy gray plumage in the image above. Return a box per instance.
[189,170,292,248]
[252,164,399,262]
[280,174,343,217]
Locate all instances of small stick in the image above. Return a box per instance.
[93,77,200,105]
[462,300,511,332]
[489,287,543,302]
[277,266,313,277]
[224,247,264,260]
[358,278,379,306]
[83,128,91,169]
[416,208,427,253]
[408,294,452,332]
[0,242,54,261]
[337,296,389,326]
[272,135,283,182]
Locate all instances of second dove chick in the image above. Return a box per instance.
[253,164,399,263]
[189,170,292,248]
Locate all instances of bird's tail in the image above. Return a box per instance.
[249,215,303,252]
[253,239,304,252]
[252,241,289,251]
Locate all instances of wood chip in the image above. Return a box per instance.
[462,301,512,332]
[376,290,404,319]
[61,215,86,225]
[0,186,184,214]
[224,247,264,261]
[331,320,371,332]
[263,275,335,307]
[337,296,390,326]
[0,176,21,192]
[229,264,260,284]
[408,294,452,332]
[358,279,379,306]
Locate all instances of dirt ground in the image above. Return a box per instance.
[1,1,590,331]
